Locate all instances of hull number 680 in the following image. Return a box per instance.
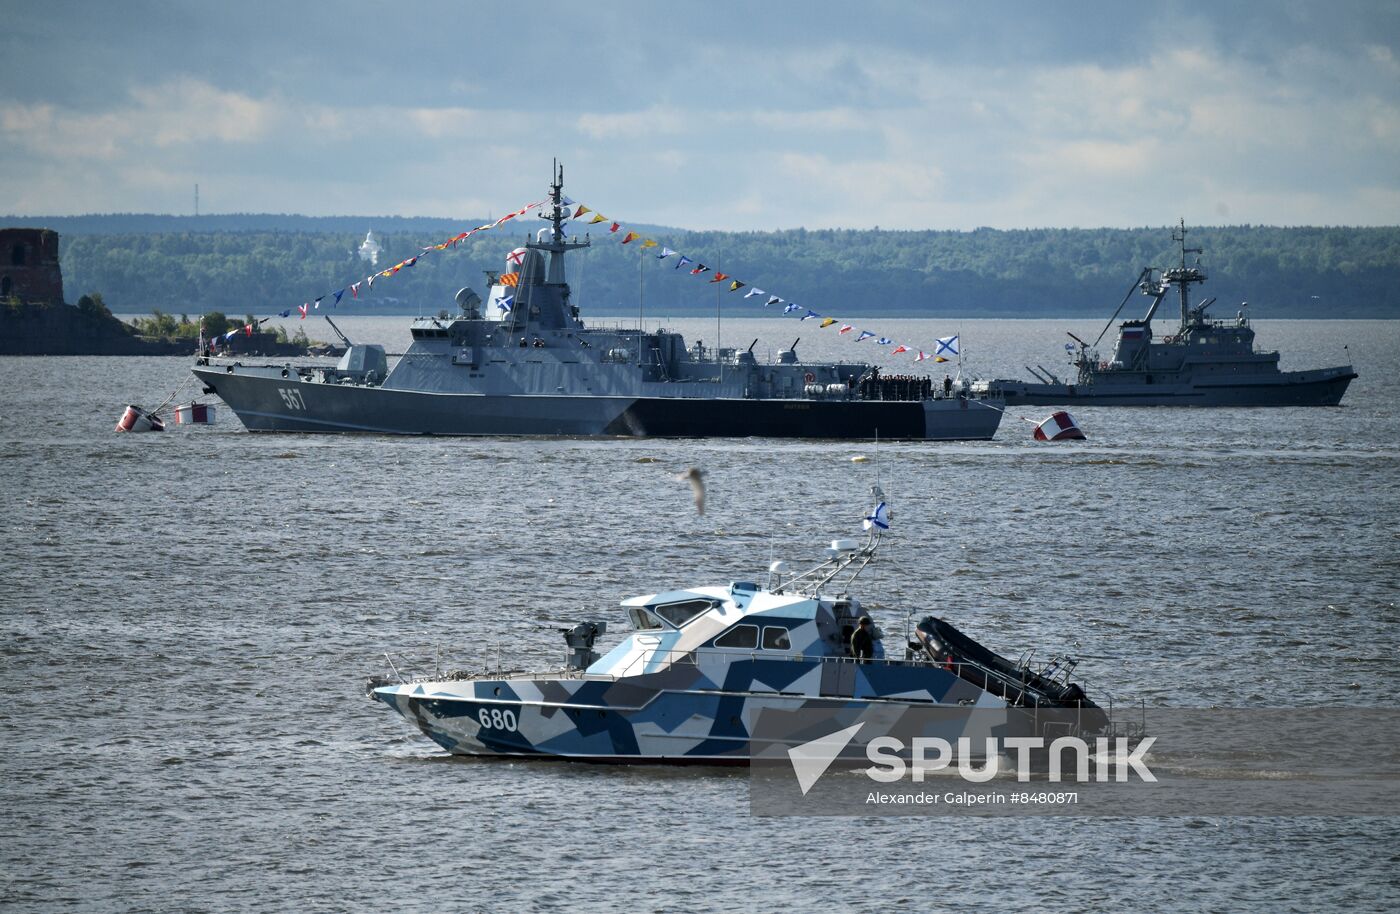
[478,708,518,731]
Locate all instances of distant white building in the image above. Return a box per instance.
[358,230,381,267]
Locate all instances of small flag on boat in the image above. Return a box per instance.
[856,331,875,342]
[574,205,591,219]
[298,303,308,319]
[766,296,782,306]
[658,248,677,260]
[935,335,959,358]
[783,303,801,314]
[621,232,639,244]
[728,280,745,291]
[497,294,514,313]
[676,256,693,270]
[333,289,345,306]
[915,351,928,362]
[1033,410,1087,442]
[820,318,837,328]
[589,213,608,224]
[839,325,853,334]
[892,345,908,354]
[499,272,519,287]
[709,272,729,283]
[802,309,820,320]
[609,222,621,233]
[744,288,764,299]
[691,264,710,275]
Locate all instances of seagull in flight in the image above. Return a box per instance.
[677,467,706,516]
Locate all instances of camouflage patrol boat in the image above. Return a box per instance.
[367,491,1107,764]
[193,167,1003,440]
[977,220,1357,407]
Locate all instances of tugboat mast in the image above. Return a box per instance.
[1166,218,1206,328]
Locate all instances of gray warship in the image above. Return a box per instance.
[977,221,1356,407]
[193,168,1004,439]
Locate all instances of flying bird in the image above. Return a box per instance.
[677,467,706,516]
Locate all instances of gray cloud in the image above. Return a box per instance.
[1,0,1396,228]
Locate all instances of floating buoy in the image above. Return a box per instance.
[850,455,870,463]
[115,405,165,433]
[1033,410,1086,441]
[173,403,217,425]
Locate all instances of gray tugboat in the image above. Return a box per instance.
[193,167,1003,439]
[977,220,1357,406]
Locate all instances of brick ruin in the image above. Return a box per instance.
[0,228,66,306]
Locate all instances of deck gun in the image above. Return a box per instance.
[562,620,607,671]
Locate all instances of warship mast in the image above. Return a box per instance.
[535,159,590,287]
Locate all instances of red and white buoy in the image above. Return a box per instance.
[115,405,165,433]
[173,402,216,425]
[1033,410,1086,441]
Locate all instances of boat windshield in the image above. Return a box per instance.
[627,607,664,630]
[653,599,713,627]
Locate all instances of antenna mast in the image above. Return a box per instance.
[1168,218,1205,328]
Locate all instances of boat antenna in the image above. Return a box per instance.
[638,241,645,366]
[1171,218,1205,328]
[715,247,722,382]
[873,428,882,492]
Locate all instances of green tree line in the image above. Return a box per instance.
[56,224,1400,319]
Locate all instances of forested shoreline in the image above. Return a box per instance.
[12,214,1397,318]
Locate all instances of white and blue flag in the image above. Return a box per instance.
[863,501,891,532]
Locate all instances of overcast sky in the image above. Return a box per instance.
[2,1,1397,229]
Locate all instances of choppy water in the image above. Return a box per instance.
[2,319,1399,912]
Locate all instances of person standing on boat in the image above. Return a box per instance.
[851,616,875,662]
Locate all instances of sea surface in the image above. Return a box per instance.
[2,318,1399,913]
